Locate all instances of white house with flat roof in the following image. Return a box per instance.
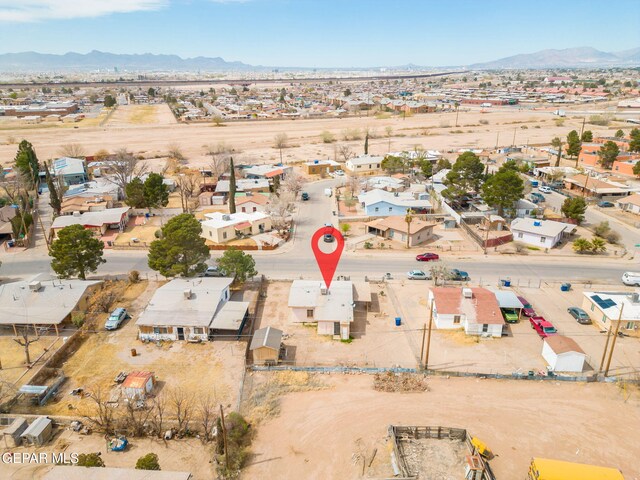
[510,218,576,248]
[345,155,384,175]
[581,291,640,337]
[136,278,249,342]
[288,280,354,340]
[201,211,272,243]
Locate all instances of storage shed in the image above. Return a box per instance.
[250,326,283,365]
[2,417,28,447]
[122,371,155,399]
[542,335,586,373]
[21,416,53,446]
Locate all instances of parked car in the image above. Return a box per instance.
[529,192,545,204]
[530,316,557,338]
[334,169,345,176]
[301,192,309,201]
[105,307,128,331]
[517,296,536,317]
[501,308,519,323]
[598,201,614,208]
[622,271,640,286]
[201,266,225,277]
[538,186,553,194]
[407,270,431,280]
[416,252,439,262]
[567,307,592,324]
[449,269,470,281]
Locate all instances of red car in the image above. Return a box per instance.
[416,252,439,262]
[517,296,536,317]
[530,316,557,338]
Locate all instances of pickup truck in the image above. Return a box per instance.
[530,316,557,338]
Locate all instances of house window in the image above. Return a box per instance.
[625,321,634,330]
[602,314,607,323]
[223,232,227,239]
[374,207,379,212]
[306,309,314,318]
[590,304,595,311]
[241,207,246,212]
[253,207,257,212]
[192,327,204,335]
[518,232,523,238]
[209,231,212,237]
[153,327,169,334]
[540,236,546,243]
[389,207,393,212]
[453,315,461,324]
[482,324,489,333]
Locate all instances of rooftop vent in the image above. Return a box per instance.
[29,281,41,292]
[183,289,192,300]
[462,288,473,299]
[631,292,640,304]
[320,287,328,295]
[72,211,81,217]
[222,214,231,221]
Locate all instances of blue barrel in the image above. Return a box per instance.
[561,283,571,292]
[502,279,511,287]
[395,317,401,326]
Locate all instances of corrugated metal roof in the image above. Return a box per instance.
[250,326,283,351]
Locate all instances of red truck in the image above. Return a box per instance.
[530,316,557,338]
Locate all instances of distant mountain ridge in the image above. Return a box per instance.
[470,46,640,69]
[0,46,638,72]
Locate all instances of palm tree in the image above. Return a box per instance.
[405,208,414,249]
[551,137,563,167]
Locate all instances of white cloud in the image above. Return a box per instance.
[0,0,168,22]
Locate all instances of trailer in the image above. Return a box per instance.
[528,458,624,480]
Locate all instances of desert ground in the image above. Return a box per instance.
[243,373,640,479]
[1,103,632,168]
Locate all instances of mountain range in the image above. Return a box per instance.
[0,47,638,73]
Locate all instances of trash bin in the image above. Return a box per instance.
[501,279,511,287]
[395,317,401,326]
[561,283,571,292]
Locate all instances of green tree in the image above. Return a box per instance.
[597,141,620,169]
[566,130,581,158]
[628,128,640,152]
[381,155,406,174]
[49,224,106,280]
[581,130,593,142]
[10,211,33,239]
[615,129,624,138]
[417,159,433,177]
[228,157,237,214]
[143,173,169,210]
[45,161,62,216]
[76,453,105,467]
[147,87,156,97]
[148,214,209,277]
[551,137,563,167]
[364,132,369,155]
[135,453,160,471]
[124,177,146,208]
[435,158,452,172]
[216,248,257,286]
[14,140,40,187]
[633,161,640,177]
[481,169,524,217]
[561,197,587,224]
[590,237,607,253]
[442,151,484,202]
[344,88,351,96]
[572,237,592,253]
[340,223,351,236]
[104,95,116,108]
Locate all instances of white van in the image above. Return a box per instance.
[622,272,640,286]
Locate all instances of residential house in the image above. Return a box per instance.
[215,178,270,194]
[514,198,539,218]
[365,216,436,246]
[201,211,272,243]
[428,287,504,337]
[243,164,292,179]
[564,174,633,200]
[364,176,406,192]
[122,371,156,398]
[136,278,250,341]
[288,280,354,340]
[50,206,130,239]
[303,159,340,175]
[617,193,640,214]
[581,291,640,337]
[510,218,576,249]
[612,158,640,176]
[578,140,639,169]
[42,157,88,186]
[236,193,270,213]
[250,326,283,365]
[0,205,17,241]
[60,195,114,215]
[506,154,551,170]
[345,155,384,175]
[358,188,432,216]
[542,336,586,373]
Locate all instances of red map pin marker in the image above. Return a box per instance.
[311,226,344,290]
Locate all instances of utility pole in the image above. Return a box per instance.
[424,299,435,370]
[598,322,613,373]
[604,304,625,377]
[420,323,427,365]
[512,127,517,147]
[580,117,586,138]
[495,131,500,150]
[219,404,229,470]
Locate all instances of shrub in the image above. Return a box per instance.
[573,237,592,253]
[363,241,373,249]
[71,312,85,328]
[588,114,610,126]
[136,453,161,471]
[340,223,351,235]
[154,229,162,239]
[521,125,528,129]
[76,453,105,467]
[320,131,335,143]
[128,270,140,283]
[554,118,565,127]
[605,230,620,244]
[593,221,610,237]
[479,119,489,125]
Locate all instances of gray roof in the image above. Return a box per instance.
[43,466,192,480]
[136,278,234,328]
[1,417,27,436]
[22,416,51,438]
[510,218,576,237]
[0,277,100,325]
[489,289,524,309]
[51,206,129,229]
[210,300,249,330]
[288,280,354,323]
[215,178,269,193]
[0,205,17,235]
[250,326,283,351]
[52,157,85,176]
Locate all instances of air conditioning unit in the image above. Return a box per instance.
[183,289,192,299]
[320,287,328,295]
[72,211,81,217]
[29,281,42,292]
[222,214,231,221]
[463,288,473,299]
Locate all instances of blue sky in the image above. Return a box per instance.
[0,0,639,67]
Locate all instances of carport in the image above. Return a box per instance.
[490,289,525,320]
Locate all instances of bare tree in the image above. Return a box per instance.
[266,192,294,229]
[106,148,149,197]
[199,392,218,443]
[175,171,201,213]
[204,142,233,179]
[122,398,153,437]
[83,386,118,434]
[347,175,361,196]
[273,133,288,163]
[149,392,167,438]
[58,143,86,158]
[338,145,355,163]
[169,388,194,436]
[167,144,187,164]
[13,327,38,365]
[282,171,305,197]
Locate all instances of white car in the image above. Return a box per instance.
[538,186,553,194]
[622,272,640,286]
[334,169,345,176]
[407,270,431,280]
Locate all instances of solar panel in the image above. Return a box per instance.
[590,295,616,309]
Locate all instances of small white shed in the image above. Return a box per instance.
[21,416,53,446]
[542,335,586,373]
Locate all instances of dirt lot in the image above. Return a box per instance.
[256,281,418,368]
[0,336,59,386]
[388,281,640,376]
[105,104,177,127]
[0,429,214,479]
[243,373,640,479]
